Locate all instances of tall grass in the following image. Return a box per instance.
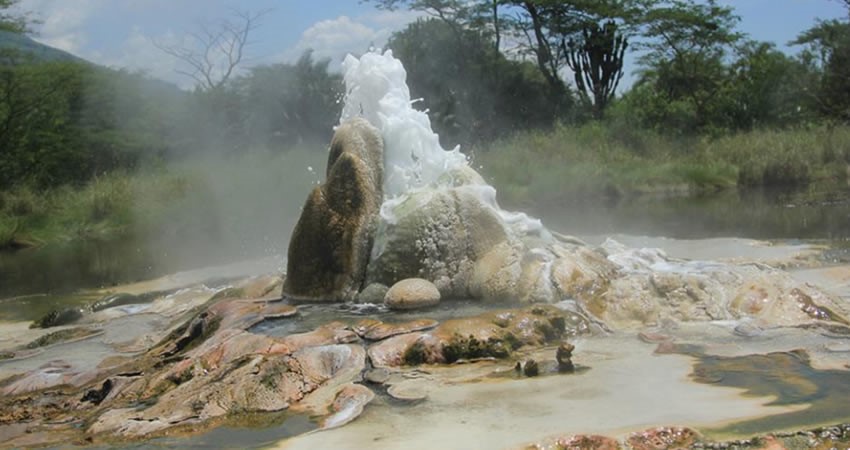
[3,127,849,250]
[475,124,850,208]
[0,173,169,247]
[708,126,850,186]
[0,146,326,251]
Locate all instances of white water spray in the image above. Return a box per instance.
[341,50,548,238]
[341,50,468,198]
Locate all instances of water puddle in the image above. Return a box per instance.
[692,350,850,440]
[0,292,99,322]
[78,412,316,450]
[250,300,514,337]
[275,335,810,450]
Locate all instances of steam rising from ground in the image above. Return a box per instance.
[131,149,326,275]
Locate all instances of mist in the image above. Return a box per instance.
[3,0,850,297]
[90,48,346,274]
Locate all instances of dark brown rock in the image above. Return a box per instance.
[522,359,539,377]
[283,117,384,302]
[556,342,575,372]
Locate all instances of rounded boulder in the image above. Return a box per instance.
[384,278,441,310]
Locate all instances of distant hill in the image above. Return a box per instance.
[0,30,86,63]
[0,30,183,95]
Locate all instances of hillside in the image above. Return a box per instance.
[0,30,85,63]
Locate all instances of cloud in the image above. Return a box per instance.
[364,8,425,29]
[17,0,105,53]
[292,16,377,63]
[281,10,424,68]
[94,27,193,88]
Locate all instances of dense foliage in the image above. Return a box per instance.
[387,18,560,146]
[0,40,342,189]
[2,1,850,249]
[373,0,850,135]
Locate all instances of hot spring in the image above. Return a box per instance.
[0,50,849,450]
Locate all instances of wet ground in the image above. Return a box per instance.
[2,183,850,449]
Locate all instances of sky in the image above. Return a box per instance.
[14,0,850,89]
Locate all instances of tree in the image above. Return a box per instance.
[154,9,268,92]
[632,0,742,131]
[364,0,506,65]
[233,51,343,150]
[792,19,850,121]
[0,62,93,187]
[366,0,645,119]
[566,20,628,119]
[387,18,556,146]
[503,1,645,117]
[727,41,815,128]
[0,0,31,34]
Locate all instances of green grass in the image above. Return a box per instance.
[0,146,326,251]
[0,172,175,248]
[475,123,850,208]
[3,126,849,250]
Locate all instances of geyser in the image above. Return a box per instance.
[282,50,849,331]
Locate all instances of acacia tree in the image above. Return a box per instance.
[386,17,556,145]
[364,0,505,64]
[503,0,645,117]
[566,19,628,119]
[154,9,268,92]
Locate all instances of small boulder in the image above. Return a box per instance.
[522,359,539,377]
[556,342,575,372]
[384,278,441,310]
[355,283,389,304]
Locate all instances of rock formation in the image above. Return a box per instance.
[280,117,849,332]
[282,117,384,302]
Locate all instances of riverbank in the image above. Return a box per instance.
[2,126,849,251]
[0,149,325,251]
[475,124,850,208]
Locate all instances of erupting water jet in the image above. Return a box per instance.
[283,50,849,332]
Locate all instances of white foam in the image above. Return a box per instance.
[340,50,549,240]
[341,50,468,199]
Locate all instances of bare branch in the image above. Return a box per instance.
[153,8,271,91]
